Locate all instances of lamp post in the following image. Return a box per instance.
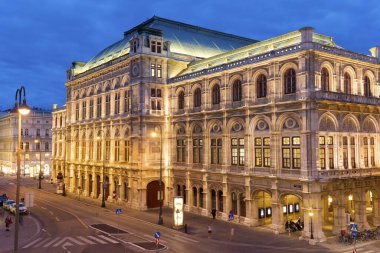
[309,211,314,240]
[12,86,31,253]
[151,125,163,225]
[97,129,106,208]
[34,139,42,189]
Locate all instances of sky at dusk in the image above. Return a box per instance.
[1,0,379,110]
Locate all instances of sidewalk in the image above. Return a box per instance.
[0,212,40,253]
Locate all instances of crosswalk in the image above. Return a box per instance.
[22,235,120,249]
[342,246,377,253]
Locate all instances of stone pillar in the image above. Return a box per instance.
[108,174,115,202]
[271,187,283,234]
[302,193,326,243]
[202,173,210,216]
[373,197,380,226]
[355,191,370,230]
[84,171,89,197]
[332,204,347,235]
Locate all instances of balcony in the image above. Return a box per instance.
[313,91,380,106]
[317,167,380,180]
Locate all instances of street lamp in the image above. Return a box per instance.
[309,211,314,240]
[11,86,31,253]
[151,126,163,225]
[97,129,106,208]
[34,139,42,189]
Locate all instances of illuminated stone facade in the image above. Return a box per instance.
[0,109,52,176]
[52,17,380,242]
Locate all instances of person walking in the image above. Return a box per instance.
[5,215,12,231]
[211,208,216,219]
[208,225,212,238]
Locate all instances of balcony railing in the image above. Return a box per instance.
[313,91,380,106]
[317,167,380,180]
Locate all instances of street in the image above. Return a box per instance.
[0,176,379,253]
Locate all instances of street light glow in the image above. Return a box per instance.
[151,132,158,138]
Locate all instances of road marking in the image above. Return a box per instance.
[98,235,119,243]
[49,211,54,215]
[77,236,96,245]
[173,234,199,243]
[55,217,60,222]
[53,237,85,247]
[34,238,51,248]
[40,206,46,210]
[87,235,107,244]
[22,238,43,248]
[43,237,61,247]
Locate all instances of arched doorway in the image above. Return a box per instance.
[211,190,216,210]
[89,174,93,197]
[104,176,110,200]
[147,180,165,208]
[321,194,334,232]
[281,194,303,229]
[252,191,272,226]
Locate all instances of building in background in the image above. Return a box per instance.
[52,16,380,242]
[0,108,52,177]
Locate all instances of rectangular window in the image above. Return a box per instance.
[231,138,245,166]
[151,41,156,53]
[176,139,186,163]
[105,95,111,116]
[45,142,49,152]
[89,140,93,160]
[370,147,375,166]
[45,129,49,137]
[75,141,79,159]
[282,148,291,168]
[351,147,356,168]
[124,90,132,113]
[364,147,369,167]
[36,142,40,151]
[82,101,86,119]
[124,140,130,162]
[25,129,28,136]
[105,140,110,161]
[115,140,119,162]
[193,139,203,164]
[96,140,102,161]
[328,147,334,169]
[157,42,162,53]
[282,136,300,169]
[157,64,162,78]
[81,140,86,160]
[319,148,326,169]
[89,99,94,119]
[151,64,156,77]
[75,103,79,121]
[36,129,40,137]
[114,92,120,115]
[343,148,348,169]
[97,97,102,118]
[211,138,222,164]
[255,137,270,167]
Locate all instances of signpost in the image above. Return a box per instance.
[350,223,358,253]
[173,196,184,228]
[115,208,122,233]
[154,231,161,246]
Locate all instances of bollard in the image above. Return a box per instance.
[184,224,188,233]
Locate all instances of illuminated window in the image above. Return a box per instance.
[255,137,270,167]
[231,138,245,166]
[151,64,156,77]
[157,64,162,78]
[282,136,300,169]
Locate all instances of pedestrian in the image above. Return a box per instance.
[208,225,212,238]
[230,227,235,241]
[5,215,12,231]
[211,208,216,219]
[19,215,23,226]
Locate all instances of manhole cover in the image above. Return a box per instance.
[133,242,165,250]
[90,224,128,234]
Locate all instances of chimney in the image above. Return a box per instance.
[369,46,380,59]
[299,27,314,43]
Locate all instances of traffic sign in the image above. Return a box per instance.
[154,231,161,239]
[115,208,122,215]
[350,223,358,232]
[351,230,357,238]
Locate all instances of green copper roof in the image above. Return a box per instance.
[73,16,257,75]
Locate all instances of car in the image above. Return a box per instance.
[9,202,28,215]
[3,200,15,211]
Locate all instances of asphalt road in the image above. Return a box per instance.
[1,177,380,253]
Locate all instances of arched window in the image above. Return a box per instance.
[193,187,197,207]
[178,91,185,110]
[364,76,372,97]
[193,88,201,107]
[232,79,242,101]
[212,84,220,104]
[284,69,296,94]
[321,68,330,91]
[256,74,267,98]
[344,73,351,94]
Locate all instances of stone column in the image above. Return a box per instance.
[355,191,370,230]
[202,173,210,216]
[332,204,347,235]
[302,193,326,243]
[372,197,380,226]
[84,170,89,197]
[108,174,115,202]
[271,188,283,234]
